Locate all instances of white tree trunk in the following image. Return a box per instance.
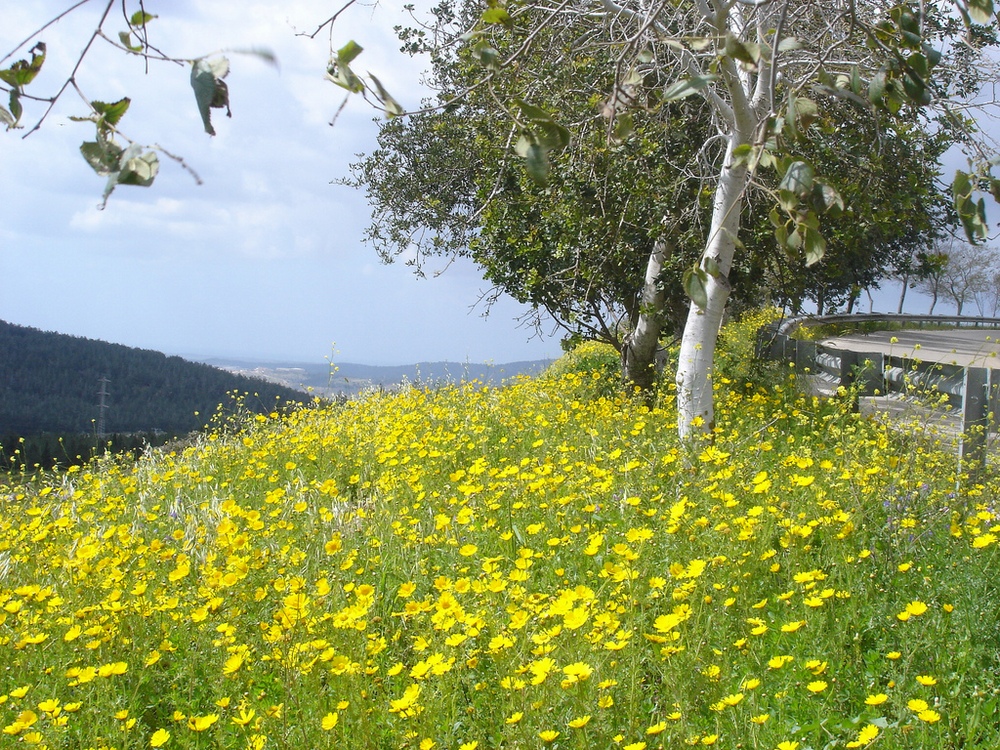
[676,138,749,438]
[623,238,670,392]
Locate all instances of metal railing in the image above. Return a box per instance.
[758,314,1000,470]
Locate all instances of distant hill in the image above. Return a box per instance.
[201,358,555,399]
[0,320,306,436]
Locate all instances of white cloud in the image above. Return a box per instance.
[0,1,560,365]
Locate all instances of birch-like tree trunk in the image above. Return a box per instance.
[674,0,770,438]
[624,238,670,392]
[676,140,750,436]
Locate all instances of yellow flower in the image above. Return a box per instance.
[568,715,591,729]
[917,709,941,723]
[846,724,879,747]
[222,653,244,675]
[623,743,647,750]
[187,714,219,732]
[907,698,929,712]
[98,661,128,677]
[505,712,523,725]
[776,742,799,750]
[916,675,937,686]
[806,680,828,693]
[231,709,256,727]
[397,582,417,598]
[539,730,560,742]
[865,693,888,706]
[973,532,996,548]
[321,712,338,730]
[646,721,667,735]
[150,728,171,747]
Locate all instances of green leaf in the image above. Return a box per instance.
[471,41,500,71]
[868,68,887,105]
[703,256,721,278]
[129,10,157,26]
[91,98,131,127]
[514,99,554,122]
[8,90,22,125]
[534,119,570,152]
[662,75,717,102]
[514,134,533,158]
[803,226,827,266]
[524,143,549,187]
[190,56,231,135]
[80,139,124,176]
[686,37,714,52]
[954,169,989,241]
[724,33,761,70]
[731,143,753,167]
[611,113,634,144]
[369,73,403,117]
[84,143,160,208]
[327,42,364,93]
[990,178,1000,204]
[777,37,803,53]
[902,69,929,105]
[336,40,364,65]
[778,189,798,214]
[773,222,790,249]
[967,0,995,24]
[813,181,844,217]
[0,42,46,89]
[779,160,814,197]
[793,96,819,129]
[119,31,144,52]
[683,264,709,309]
[118,149,160,187]
[850,65,863,96]
[481,6,511,26]
[922,44,942,70]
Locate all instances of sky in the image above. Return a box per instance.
[1,3,992,369]
[0,0,563,366]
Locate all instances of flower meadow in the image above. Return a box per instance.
[2,315,1000,750]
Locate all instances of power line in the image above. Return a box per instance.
[96,377,110,440]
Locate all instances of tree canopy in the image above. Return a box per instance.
[348,0,966,399]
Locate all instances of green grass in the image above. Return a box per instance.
[1,310,999,750]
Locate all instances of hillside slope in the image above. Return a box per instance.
[0,320,305,435]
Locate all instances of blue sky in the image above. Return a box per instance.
[0,1,562,365]
[1,2,986,368]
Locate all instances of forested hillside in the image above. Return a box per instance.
[0,320,305,435]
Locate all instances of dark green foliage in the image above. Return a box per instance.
[0,320,304,436]
[0,431,180,472]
